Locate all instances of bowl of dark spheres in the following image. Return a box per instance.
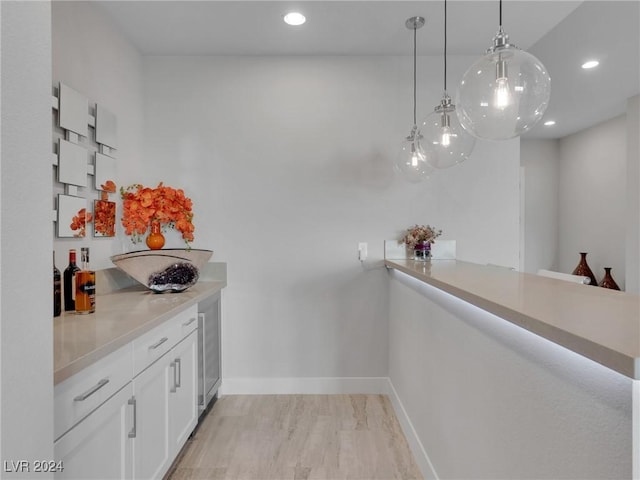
[110,249,213,293]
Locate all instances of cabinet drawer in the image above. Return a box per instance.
[54,343,133,441]
[132,319,180,377]
[132,306,197,376]
[174,304,198,338]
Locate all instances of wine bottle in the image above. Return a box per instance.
[75,247,96,314]
[54,252,61,317]
[63,249,81,311]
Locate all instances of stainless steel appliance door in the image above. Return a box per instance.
[197,292,221,414]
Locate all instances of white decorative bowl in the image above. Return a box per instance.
[110,249,213,293]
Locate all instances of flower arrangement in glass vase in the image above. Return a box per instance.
[401,224,442,261]
[120,182,195,249]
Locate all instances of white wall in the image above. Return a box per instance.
[557,115,627,288]
[49,3,521,388]
[626,95,640,294]
[52,1,145,270]
[140,55,520,385]
[389,270,632,479]
[0,0,54,474]
[521,139,560,274]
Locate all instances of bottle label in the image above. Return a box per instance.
[75,271,96,314]
[71,274,77,302]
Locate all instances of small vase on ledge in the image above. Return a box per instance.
[572,252,597,286]
[413,241,431,262]
[599,268,621,290]
[146,221,165,250]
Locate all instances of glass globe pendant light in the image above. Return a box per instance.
[420,0,475,169]
[395,16,433,183]
[455,0,551,140]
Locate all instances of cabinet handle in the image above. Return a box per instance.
[175,358,182,388]
[170,361,177,393]
[73,378,109,402]
[128,397,137,439]
[199,313,206,405]
[148,336,168,350]
[183,317,197,327]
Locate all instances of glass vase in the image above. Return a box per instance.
[571,252,597,286]
[599,268,621,290]
[413,241,431,262]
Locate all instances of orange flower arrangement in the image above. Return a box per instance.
[120,182,195,245]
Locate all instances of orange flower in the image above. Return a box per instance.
[94,200,116,236]
[100,180,117,193]
[70,208,93,238]
[120,182,195,246]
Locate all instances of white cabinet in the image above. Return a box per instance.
[55,304,201,480]
[132,347,171,480]
[131,306,198,480]
[54,383,134,480]
[54,343,133,441]
[169,330,198,458]
[132,329,198,480]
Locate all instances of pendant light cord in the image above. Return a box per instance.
[413,24,417,125]
[443,0,447,94]
[499,0,503,28]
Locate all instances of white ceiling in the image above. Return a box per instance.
[96,0,639,139]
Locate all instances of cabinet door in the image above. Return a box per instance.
[54,384,133,480]
[169,330,198,458]
[133,355,171,480]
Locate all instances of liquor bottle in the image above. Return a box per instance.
[63,249,81,311]
[53,252,61,317]
[75,247,96,314]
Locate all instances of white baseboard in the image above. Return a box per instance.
[633,380,639,479]
[219,376,390,395]
[219,376,437,480]
[386,379,439,480]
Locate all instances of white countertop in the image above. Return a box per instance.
[54,280,226,385]
[385,259,640,379]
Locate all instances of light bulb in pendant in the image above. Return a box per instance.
[494,59,511,109]
[410,147,421,167]
[456,26,550,140]
[395,126,433,183]
[439,111,453,147]
[420,95,475,169]
[441,127,451,147]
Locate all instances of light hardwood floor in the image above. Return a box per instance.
[168,394,423,480]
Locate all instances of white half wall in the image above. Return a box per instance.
[388,269,632,479]
[558,115,627,288]
[1,0,54,472]
[521,139,560,274]
[140,55,520,382]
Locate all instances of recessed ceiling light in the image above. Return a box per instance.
[544,120,556,126]
[284,12,306,26]
[582,60,599,69]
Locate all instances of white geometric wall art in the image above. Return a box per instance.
[95,104,117,149]
[94,153,116,191]
[58,139,88,187]
[57,194,89,238]
[58,83,89,137]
